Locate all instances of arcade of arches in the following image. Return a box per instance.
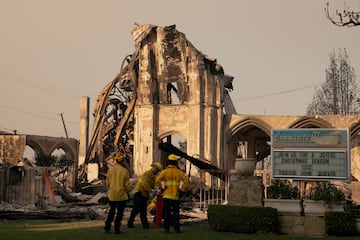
[0,134,78,189]
[224,114,360,182]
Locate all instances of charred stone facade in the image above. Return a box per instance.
[133,24,228,175]
[85,24,233,177]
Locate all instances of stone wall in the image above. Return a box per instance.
[279,216,326,236]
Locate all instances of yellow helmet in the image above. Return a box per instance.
[151,162,162,171]
[167,154,178,161]
[114,154,124,162]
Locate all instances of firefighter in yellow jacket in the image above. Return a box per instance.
[104,154,130,234]
[155,154,189,233]
[127,162,162,229]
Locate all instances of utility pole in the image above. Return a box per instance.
[60,113,69,138]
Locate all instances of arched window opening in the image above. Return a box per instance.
[50,148,74,189]
[23,145,36,164]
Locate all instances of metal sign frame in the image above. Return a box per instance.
[271,128,350,181]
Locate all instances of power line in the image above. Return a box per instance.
[1,84,318,122]
[0,71,96,98]
[0,125,19,133]
[232,84,318,102]
[0,104,79,125]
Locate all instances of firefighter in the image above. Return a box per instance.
[155,154,189,233]
[127,162,163,229]
[104,153,130,234]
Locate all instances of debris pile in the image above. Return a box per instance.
[0,175,214,223]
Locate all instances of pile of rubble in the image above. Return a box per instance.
[0,183,208,224]
[1,159,217,224]
[0,191,108,220]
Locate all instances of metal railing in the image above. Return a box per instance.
[198,169,229,210]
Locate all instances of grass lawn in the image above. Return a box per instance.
[1,219,360,240]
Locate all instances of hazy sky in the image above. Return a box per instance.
[1,0,360,139]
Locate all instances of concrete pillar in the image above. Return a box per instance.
[79,96,89,166]
[133,105,156,176]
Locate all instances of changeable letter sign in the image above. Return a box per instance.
[271,129,350,180]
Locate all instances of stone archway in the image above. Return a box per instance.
[287,116,332,128]
[26,135,78,187]
[225,116,272,170]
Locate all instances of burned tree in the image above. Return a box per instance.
[325,2,360,27]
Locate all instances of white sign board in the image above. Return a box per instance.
[271,129,350,180]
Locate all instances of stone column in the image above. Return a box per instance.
[228,169,263,206]
[79,96,89,166]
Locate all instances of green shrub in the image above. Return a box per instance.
[344,202,360,218]
[267,180,299,199]
[207,204,279,234]
[325,211,357,236]
[309,182,345,204]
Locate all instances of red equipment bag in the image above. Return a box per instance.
[155,192,163,228]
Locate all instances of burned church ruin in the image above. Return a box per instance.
[83,24,236,182]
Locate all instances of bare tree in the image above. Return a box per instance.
[307,49,359,115]
[325,2,360,27]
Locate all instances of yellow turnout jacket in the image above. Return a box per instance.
[155,165,189,200]
[133,169,156,198]
[106,163,130,201]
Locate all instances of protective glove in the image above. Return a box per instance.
[178,190,185,199]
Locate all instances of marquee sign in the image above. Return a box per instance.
[271,128,350,180]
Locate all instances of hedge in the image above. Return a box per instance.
[207,204,279,234]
